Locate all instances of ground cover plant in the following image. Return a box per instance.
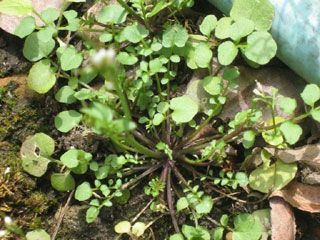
[1,0,320,239]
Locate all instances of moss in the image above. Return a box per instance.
[0,83,41,143]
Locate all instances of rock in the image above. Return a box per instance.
[0,0,65,34]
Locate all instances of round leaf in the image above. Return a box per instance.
[97,4,128,24]
[54,110,82,133]
[23,32,55,61]
[279,121,302,145]
[55,86,77,104]
[14,16,35,38]
[215,17,232,39]
[170,96,199,124]
[199,15,217,36]
[230,0,275,31]
[21,133,55,177]
[60,47,83,71]
[194,43,213,68]
[117,52,138,65]
[243,31,277,65]
[218,41,238,66]
[121,23,149,43]
[233,213,262,240]
[162,24,189,48]
[27,60,56,94]
[60,149,80,168]
[279,96,297,115]
[132,222,146,237]
[51,173,75,192]
[229,18,254,41]
[75,182,92,201]
[249,160,297,193]
[300,84,320,107]
[26,229,50,240]
[202,76,222,96]
[114,221,131,234]
[86,206,100,223]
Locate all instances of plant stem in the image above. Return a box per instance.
[166,168,180,233]
[116,0,144,22]
[121,162,163,190]
[125,135,162,158]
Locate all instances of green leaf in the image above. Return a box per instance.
[97,4,128,24]
[194,43,212,68]
[74,88,95,100]
[146,1,171,18]
[153,113,164,126]
[218,41,238,66]
[23,32,55,61]
[182,225,210,240]
[199,15,217,36]
[243,31,277,65]
[60,47,83,71]
[132,222,146,237]
[62,10,80,31]
[169,234,184,240]
[14,16,36,38]
[243,130,256,149]
[212,227,224,240]
[117,52,138,65]
[249,160,297,193]
[121,23,149,43]
[229,18,254,41]
[51,173,75,192]
[232,213,262,240]
[75,182,92,201]
[195,196,213,214]
[114,221,131,234]
[27,60,56,94]
[55,86,76,104]
[202,76,222,96]
[0,0,32,16]
[223,67,240,82]
[21,133,55,177]
[252,209,271,240]
[279,96,297,115]
[61,149,80,168]
[54,110,82,133]
[38,26,56,42]
[162,24,189,48]
[99,32,113,43]
[311,108,320,122]
[280,121,302,145]
[215,17,232,39]
[170,95,198,124]
[235,172,249,187]
[86,206,100,223]
[41,8,59,23]
[230,0,275,31]
[300,84,320,106]
[26,229,50,240]
[177,197,189,212]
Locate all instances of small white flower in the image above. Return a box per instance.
[4,167,10,175]
[4,216,12,225]
[91,48,116,66]
[0,230,7,237]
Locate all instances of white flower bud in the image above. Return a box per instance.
[91,48,116,66]
[4,216,12,225]
[0,230,7,237]
[4,167,10,175]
